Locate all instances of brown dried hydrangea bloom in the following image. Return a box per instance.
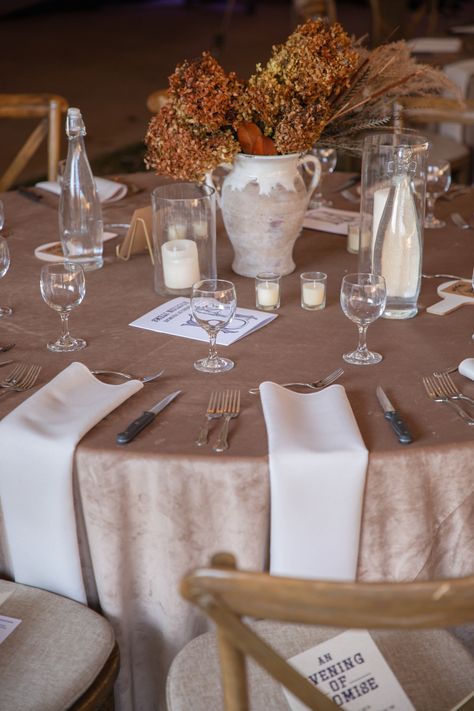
[144,105,240,182]
[273,99,331,154]
[169,51,244,132]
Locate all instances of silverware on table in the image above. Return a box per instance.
[0,364,42,397]
[422,273,466,281]
[91,368,164,383]
[432,372,474,409]
[116,390,181,444]
[433,365,457,376]
[376,385,413,444]
[195,391,221,447]
[422,375,474,425]
[333,174,360,193]
[341,189,360,204]
[213,390,241,453]
[0,363,28,388]
[248,367,343,395]
[451,212,473,230]
[0,342,15,353]
[0,360,14,368]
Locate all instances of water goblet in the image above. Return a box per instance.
[190,279,236,373]
[424,159,451,229]
[40,263,87,352]
[0,236,12,317]
[340,273,387,365]
[309,147,337,209]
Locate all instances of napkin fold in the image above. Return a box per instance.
[0,362,142,602]
[459,358,474,381]
[35,176,128,203]
[260,383,368,581]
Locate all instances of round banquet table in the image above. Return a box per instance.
[0,171,473,711]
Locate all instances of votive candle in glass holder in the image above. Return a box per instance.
[300,272,327,310]
[347,223,360,254]
[255,272,280,311]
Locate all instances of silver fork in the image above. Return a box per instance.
[0,364,42,398]
[432,372,474,409]
[0,363,28,388]
[422,376,474,425]
[248,367,343,395]
[91,368,164,383]
[341,189,360,204]
[195,391,221,447]
[451,212,473,230]
[213,390,241,453]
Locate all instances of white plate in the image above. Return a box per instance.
[34,232,117,262]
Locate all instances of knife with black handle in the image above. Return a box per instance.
[116,390,181,444]
[376,386,413,444]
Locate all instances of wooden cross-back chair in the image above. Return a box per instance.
[292,0,336,23]
[0,93,69,192]
[167,552,474,711]
[369,0,438,47]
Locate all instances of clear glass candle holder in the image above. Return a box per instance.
[300,272,327,310]
[347,223,360,254]
[255,272,280,311]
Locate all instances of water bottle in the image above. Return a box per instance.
[59,107,103,271]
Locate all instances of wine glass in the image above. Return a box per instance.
[190,279,236,373]
[309,147,337,209]
[0,236,12,317]
[340,273,387,365]
[424,159,451,229]
[40,263,87,352]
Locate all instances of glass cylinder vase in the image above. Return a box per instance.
[151,183,217,297]
[358,130,429,319]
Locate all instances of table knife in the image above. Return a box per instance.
[376,386,413,444]
[116,390,181,444]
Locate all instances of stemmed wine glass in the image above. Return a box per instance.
[309,147,337,209]
[340,273,387,365]
[190,279,236,373]
[40,263,87,352]
[0,236,13,317]
[424,159,451,229]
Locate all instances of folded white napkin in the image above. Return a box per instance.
[260,383,368,581]
[0,362,142,602]
[407,37,462,53]
[459,358,474,381]
[440,59,474,141]
[35,176,128,203]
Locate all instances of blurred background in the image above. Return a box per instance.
[1,0,473,184]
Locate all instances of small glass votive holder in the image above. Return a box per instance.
[300,272,327,310]
[255,272,280,311]
[347,222,360,254]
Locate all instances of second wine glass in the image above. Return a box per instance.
[309,147,337,209]
[40,263,87,352]
[424,159,451,229]
[340,273,387,365]
[0,236,12,317]
[190,279,236,373]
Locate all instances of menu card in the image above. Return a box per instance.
[283,630,415,711]
[304,207,360,235]
[130,297,277,345]
[0,615,21,645]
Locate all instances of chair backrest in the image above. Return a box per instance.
[0,93,69,191]
[292,0,336,23]
[369,0,438,46]
[181,552,474,711]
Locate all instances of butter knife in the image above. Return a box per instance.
[116,390,181,444]
[376,386,413,444]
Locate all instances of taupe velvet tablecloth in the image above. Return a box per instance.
[0,173,473,711]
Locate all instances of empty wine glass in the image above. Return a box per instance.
[424,159,451,229]
[309,147,337,209]
[190,279,236,373]
[0,236,12,317]
[40,263,86,352]
[340,273,387,365]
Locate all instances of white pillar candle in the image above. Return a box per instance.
[161,239,200,290]
[372,187,390,242]
[302,281,325,307]
[347,224,360,254]
[168,223,187,240]
[193,220,208,238]
[257,282,279,307]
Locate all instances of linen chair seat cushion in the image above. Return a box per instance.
[0,579,115,711]
[166,620,474,711]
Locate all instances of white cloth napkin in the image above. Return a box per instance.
[0,362,142,602]
[459,358,474,381]
[440,59,474,141]
[35,176,128,203]
[260,383,368,581]
[407,37,462,53]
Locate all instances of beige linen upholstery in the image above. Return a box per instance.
[167,621,474,711]
[0,579,118,711]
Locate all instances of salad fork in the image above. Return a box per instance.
[0,363,28,388]
[422,376,474,425]
[248,367,343,395]
[0,364,42,397]
[195,391,221,447]
[432,372,474,409]
[213,390,241,453]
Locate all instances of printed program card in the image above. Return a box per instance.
[0,615,21,645]
[282,630,415,711]
[303,207,360,235]
[130,297,277,346]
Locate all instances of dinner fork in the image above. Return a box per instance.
[451,212,473,230]
[0,363,28,388]
[0,342,15,353]
[432,372,474,409]
[248,367,344,395]
[195,391,221,447]
[0,364,42,397]
[422,376,474,425]
[213,390,241,453]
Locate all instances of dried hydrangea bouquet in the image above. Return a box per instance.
[145,19,454,277]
